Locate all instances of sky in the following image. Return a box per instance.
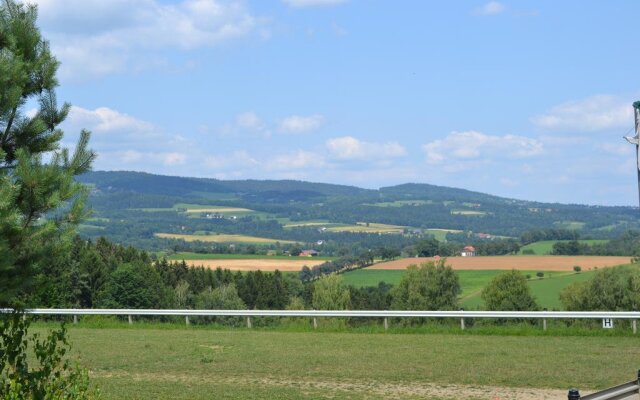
[26,0,640,206]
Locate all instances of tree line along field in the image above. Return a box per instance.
[50,325,640,399]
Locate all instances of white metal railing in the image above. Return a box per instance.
[3,309,640,319]
[2,309,639,332]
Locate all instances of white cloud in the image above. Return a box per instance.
[423,131,543,166]
[282,0,348,7]
[474,1,505,16]
[278,114,324,134]
[33,0,264,80]
[219,112,271,137]
[67,106,154,134]
[268,150,325,170]
[326,136,406,160]
[531,95,634,132]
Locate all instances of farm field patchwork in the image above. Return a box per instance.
[326,222,406,233]
[54,326,640,399]
[154,233,296,245]
[370,256,631,271]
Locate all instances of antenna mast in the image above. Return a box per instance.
[624,101,640,208]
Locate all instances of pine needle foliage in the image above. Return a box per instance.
[0,0,95,307]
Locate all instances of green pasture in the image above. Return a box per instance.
[518,240,609,255]
[40,325,640,399]
[342,269,593,310]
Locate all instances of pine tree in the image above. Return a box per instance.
[0,0,95,307]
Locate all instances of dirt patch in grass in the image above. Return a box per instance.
[370,256,631,271]
[93,370,566,399]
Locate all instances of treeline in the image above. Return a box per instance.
[551,231,640,256]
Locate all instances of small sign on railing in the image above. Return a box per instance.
[603,318,614,329]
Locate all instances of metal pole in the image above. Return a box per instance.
[632,319,636,334]
[73,315,78,325]
[313,317,318,329]
[384,317,389,331]
[567,388,580,399]
[128,315,133,325]
[460,308,465,330]
[185,315,190,326]
[246,316,252,328]
[543,308,547,331]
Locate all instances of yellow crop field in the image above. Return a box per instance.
[327,222,405,233]
[370,255,631,271]
[154,233,296,244]
[184,259,325,271]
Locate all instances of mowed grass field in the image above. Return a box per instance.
[52,326,640,399]
[341,268,586,309]
[155,233,297,245]
[370,256,631,271]
[518,240,609,255]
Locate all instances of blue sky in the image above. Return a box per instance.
[30,0,640,205]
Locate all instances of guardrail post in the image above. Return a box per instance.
[313,317,318,329]
[567,388,580,399]
[246,316,252,329]
[460,308,465,330]
[384,317,389,331]
[128,315,133,325]
[73,315,78,325]
[633,319,637,334]
[185,316,190,326]
[543,308,547,331]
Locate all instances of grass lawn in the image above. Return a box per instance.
[343,269,509,297]
[518,240,609,255]
[44,325,640,399]
[342,268,593,310]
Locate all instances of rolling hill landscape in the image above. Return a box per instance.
[77,170,640,253]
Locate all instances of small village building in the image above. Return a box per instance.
[460,245,476,257]
[299,249,319,257]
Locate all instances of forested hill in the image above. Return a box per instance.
[75,170,640,251]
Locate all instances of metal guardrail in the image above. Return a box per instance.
[569,371,640,399]
[6,309,640,318]
[2,309,639,332]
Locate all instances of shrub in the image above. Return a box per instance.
[573,265,582,273]
[391,259,460,311]
[0,313,98,399]
[536,271,544,278]
[481,270,538,311]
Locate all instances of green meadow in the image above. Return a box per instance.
[37,325,640,399]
